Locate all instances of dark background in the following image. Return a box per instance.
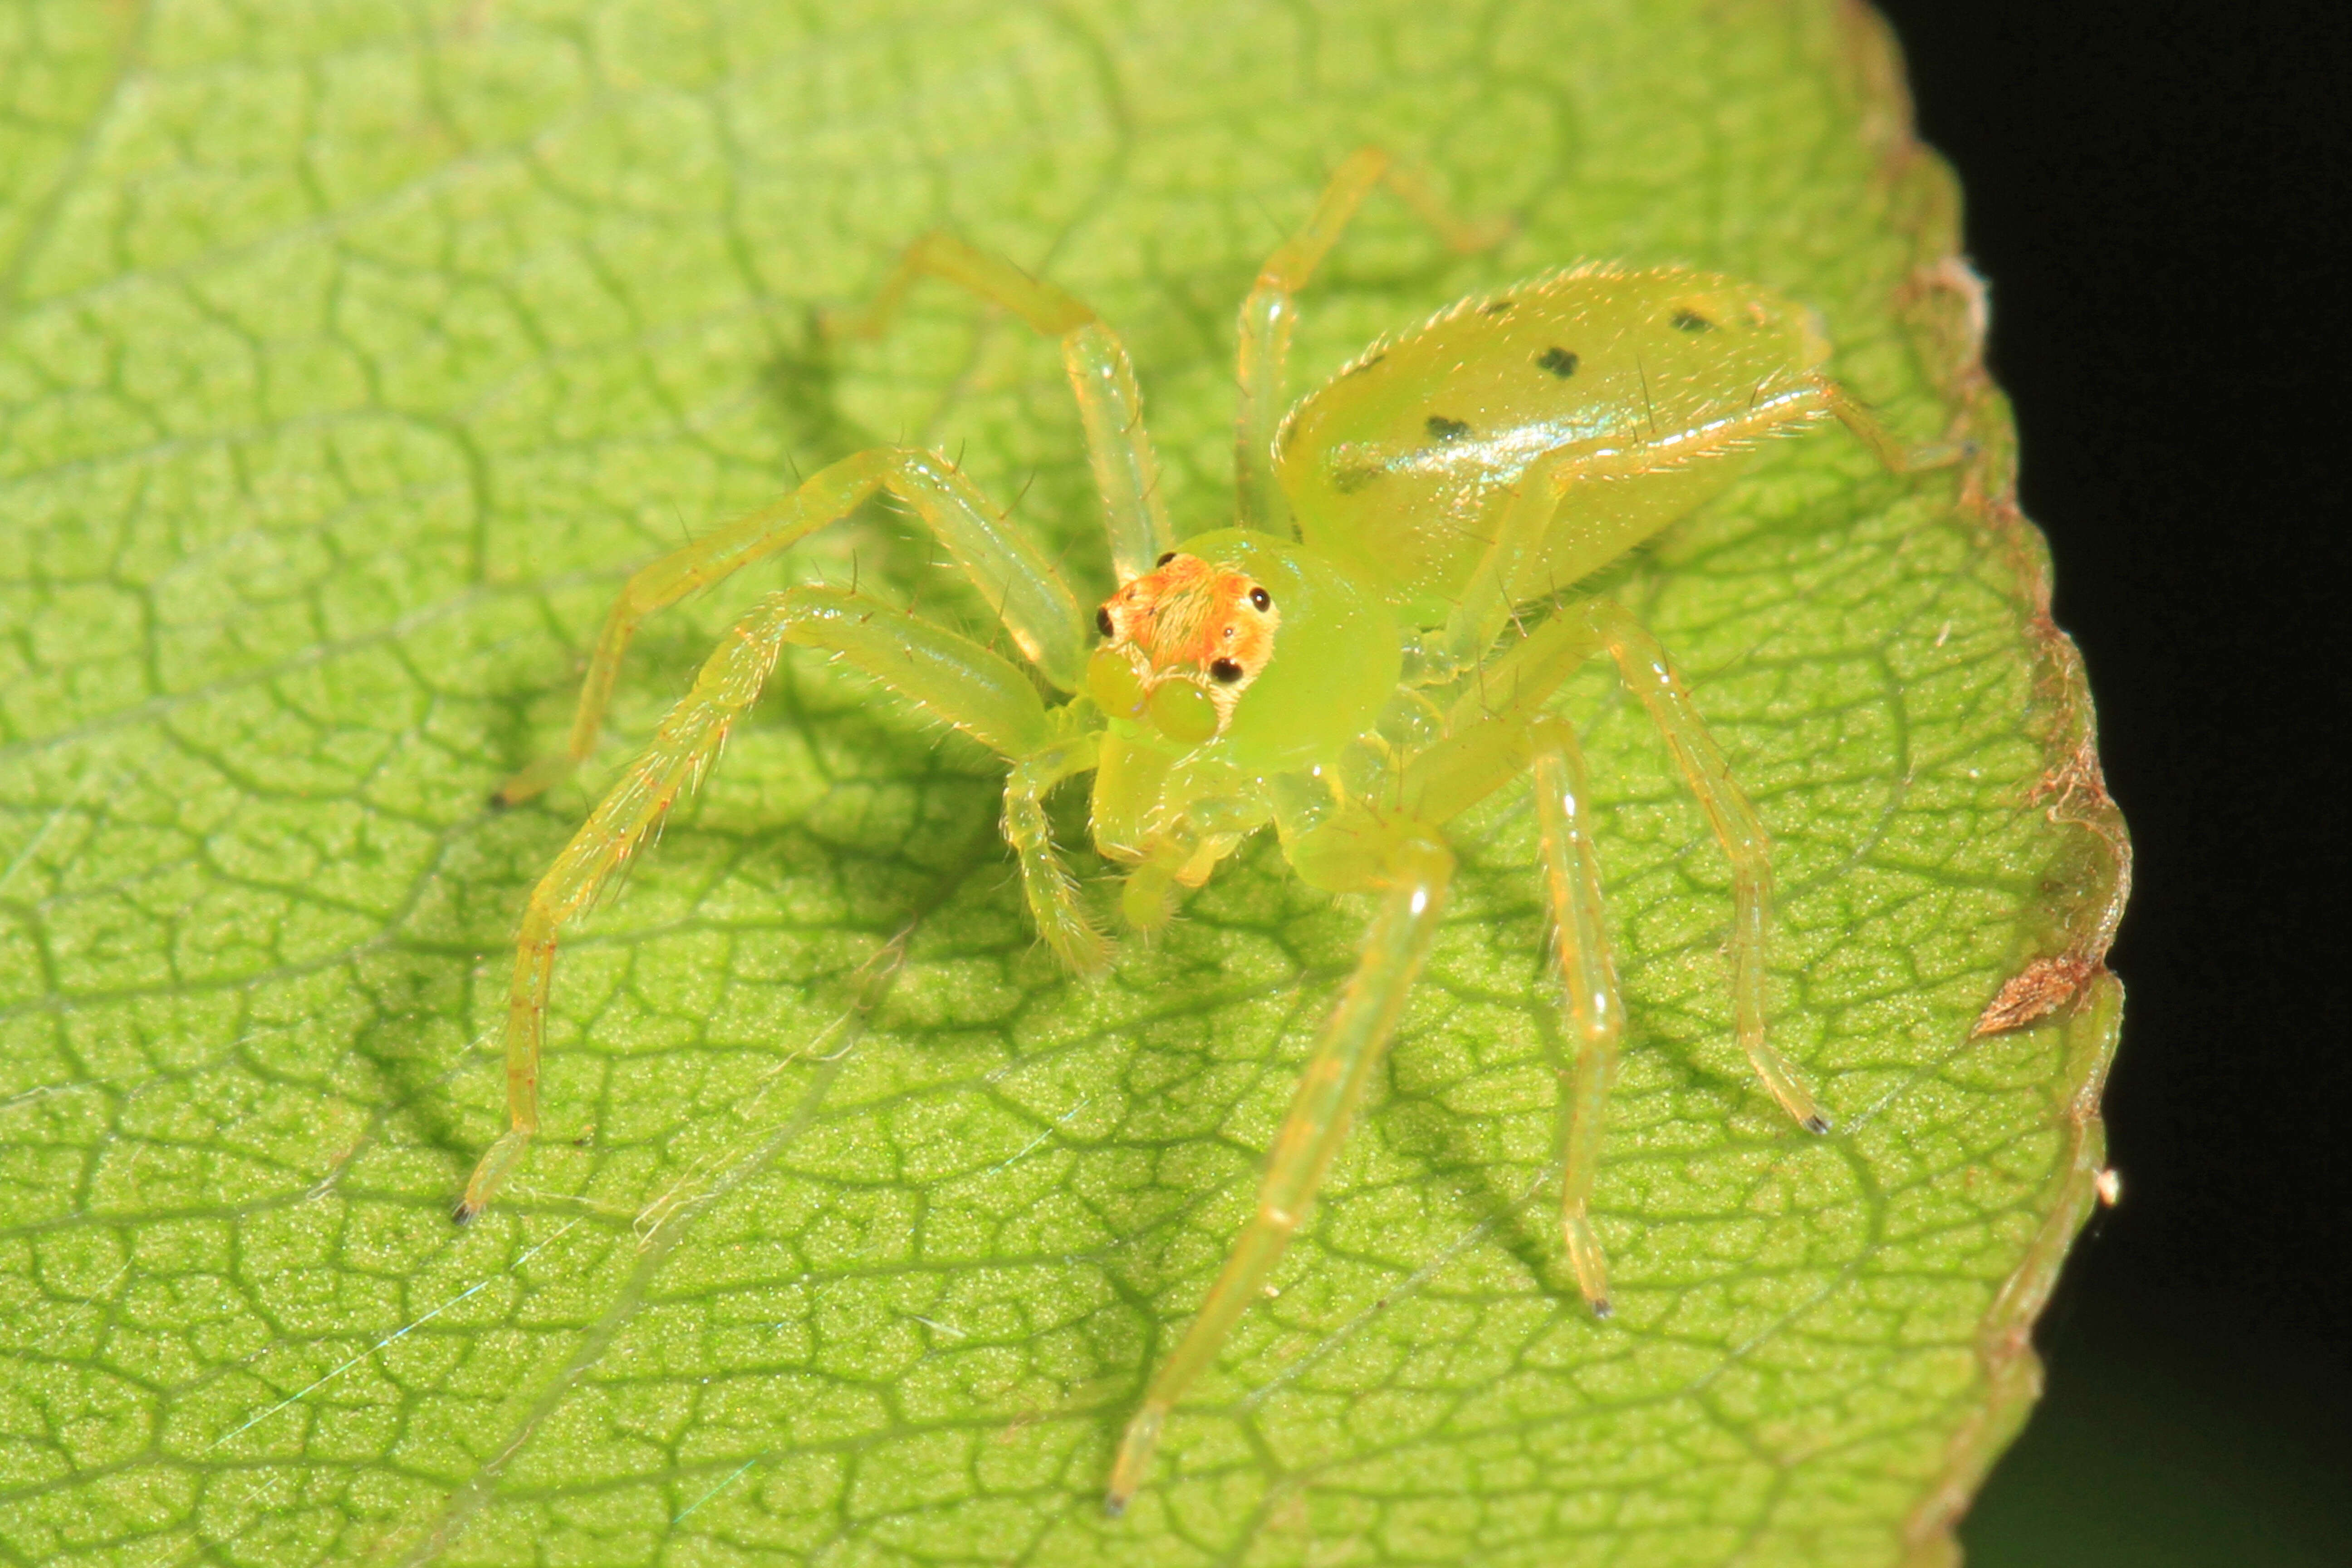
[1867,3,2348,1563]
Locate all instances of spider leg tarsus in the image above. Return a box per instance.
[1105,1405,1166,1519]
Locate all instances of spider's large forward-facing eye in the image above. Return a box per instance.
[1096,607,1115,637]
[1210,658,1244,683]
[1249,586,1271,610]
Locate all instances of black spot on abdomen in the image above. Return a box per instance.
[1425,415,1471,442]
[1671,309,1713,332]
[1538,347,1579,378]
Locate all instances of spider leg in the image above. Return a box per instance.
[1814,376,1969,474]
[1430,375,1963,681]
[459,583,1089,1223]
[496,446,1087,804]
[1392,707,1637,1320]
[1106,833,1454,1515]
[1441,598,1605,733]
[1529,720,1627,1316]
[1004,735,1110,975]
[831,232,1174,584]
[1432,436,1623,673]
[1339,687,1637,1318]
[1434,373,1922,675]
[1586,599,1827,1133]
[1418,596,1824,1309]
[1235,147,1508,533]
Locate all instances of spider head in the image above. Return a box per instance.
[1088,551,1280,745]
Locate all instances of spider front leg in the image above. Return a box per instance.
[495,446,1088,804]
[458,583,1097,1223]
[1106,833,1455,1515]
[830,232,1175,584]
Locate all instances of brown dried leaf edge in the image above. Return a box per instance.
[1827,5,2135,1563]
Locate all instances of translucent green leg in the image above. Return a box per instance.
[1428,376,1959,679]
[1235,147,1509,532]
[1431,368,1946,675]
[497,447,1087,804]
[1005,736,1109,974]
[1816,376,1968,473]
[1105,835,1454,1515]
[1433,436,1624,672]
[1442,599,1605,732]
[1529,720,1627,1316]
[1586,600,1828,1134]
[831,231,1174,584]
[1115,832,1192,934]
[458,584,1076,1223]
[1368,671,1626,1313]
[1417,598,1814,1309]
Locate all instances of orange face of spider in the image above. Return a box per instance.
[1089,551,1281,742]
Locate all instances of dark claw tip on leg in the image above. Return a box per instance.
[484,789,513,813]
[1102,1495,1127,1519]
[452,1200,479,1226]
[1590,1298,1612,1320]
[1802,1114,1831,1135]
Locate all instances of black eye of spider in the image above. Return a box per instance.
[1156,551,1176,567]
[1096,607,1114,637]
[1209,658,1244,683]
[1248,586,1271,611]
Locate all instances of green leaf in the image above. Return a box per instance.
[0,2,2127,1563]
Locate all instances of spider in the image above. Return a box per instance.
[454,147,1948,1514]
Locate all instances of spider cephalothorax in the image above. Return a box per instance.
[1088,551,1280,742]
